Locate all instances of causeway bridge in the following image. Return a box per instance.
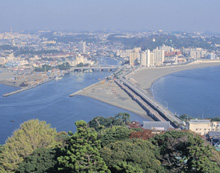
[70,66,118,72]
[115,78,183,128]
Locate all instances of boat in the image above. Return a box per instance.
[55,77,63,80]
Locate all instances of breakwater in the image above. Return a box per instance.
[2,78,53,97]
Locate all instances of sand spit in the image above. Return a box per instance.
[76,80,152,120]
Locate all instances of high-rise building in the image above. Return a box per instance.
[129,48,140,66]
[150,52,155,67]
[79,41,86,53]
[140,50,150,67]
[153,48,164,66]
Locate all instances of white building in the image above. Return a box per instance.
[140,50,150,67]
[153,48,164,66]
[207,53,216,60]
[79,41,86,54]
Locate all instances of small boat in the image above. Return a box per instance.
[55,77,63,80]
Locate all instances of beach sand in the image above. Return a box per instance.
[127,61,220,96]
[74,61,220,120]
[77,79,152,120]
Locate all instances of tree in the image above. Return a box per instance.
[100,126,132,146]
[186,135,220,172]
[211,117,220,121]
[57,120,109,172]
[88,116,116,131]
[100,139,166,173]
[88,113,131,131]
[115,112,131,124]
[150,130,220,172]
[0,119,57,172]
[150,130,192,172]
[16,148,58,173]
[179,114,192,121]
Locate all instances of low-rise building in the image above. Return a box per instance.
[188,119,220,135]
[142,121,171,131]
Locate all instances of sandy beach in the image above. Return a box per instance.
[127,61,220,95]
[73,60,220,120]
[75,79,152,120]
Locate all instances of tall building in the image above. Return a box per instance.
[79,41,86,54]
[140,50,150,67]
[207,53,216,60]
[150,52,155,67]
[129,48,140,66]
[153,48,164,66]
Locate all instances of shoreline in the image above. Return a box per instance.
[71,61,220,121]
[78,94,152,120]
[71,79,153,120]
[127,61,220,97]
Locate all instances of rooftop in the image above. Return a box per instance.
[142,121,171,131]
[189,119,210,124]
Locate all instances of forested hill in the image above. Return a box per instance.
[107,34,220,51]
[0,113,220,172]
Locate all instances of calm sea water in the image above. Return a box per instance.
[152,66,220,119]
[0,58,145,144]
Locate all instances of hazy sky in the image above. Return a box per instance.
[0,0,220,32]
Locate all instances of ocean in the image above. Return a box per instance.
[152,65,220,119]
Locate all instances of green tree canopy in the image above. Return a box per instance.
[88,113,131,131]
[186,135,220,172]
[100,138,165,173]
[150,130,220,172]
[0,119,57,172]
[16,148,58,173]
[100,126,132,146]
[57,120,109,173]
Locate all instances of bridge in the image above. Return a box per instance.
[70,66,118,72]
[115,78,183,128]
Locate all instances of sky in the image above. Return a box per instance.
[0,0,220,33]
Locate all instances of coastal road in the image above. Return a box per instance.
[119,78,183,126]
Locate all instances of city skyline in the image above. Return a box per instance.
[1,0,220,33]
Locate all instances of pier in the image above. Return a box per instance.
[2,78,53,97]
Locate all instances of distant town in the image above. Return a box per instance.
[0,30,220,89]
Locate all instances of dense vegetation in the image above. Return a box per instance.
[34,62,70,72]
[107,34,220,51]
[0,113,220,173]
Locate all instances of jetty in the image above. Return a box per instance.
[2,78,53,97]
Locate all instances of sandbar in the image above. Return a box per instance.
[76,79,152,120]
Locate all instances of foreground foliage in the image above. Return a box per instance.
[57,120,109,172]
[1,114,220,172]
[151,130,220,172]
[101,138,165,173]
[100,126,132,146]
[88,113,131,131]
[16,148,58,173]
[0,120,57,172]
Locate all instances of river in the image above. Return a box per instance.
[0,58,145,144]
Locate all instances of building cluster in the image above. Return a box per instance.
[188,119,220,147]
[117,45,183,67]
[128,47,165,67]
[116,44,219,68]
